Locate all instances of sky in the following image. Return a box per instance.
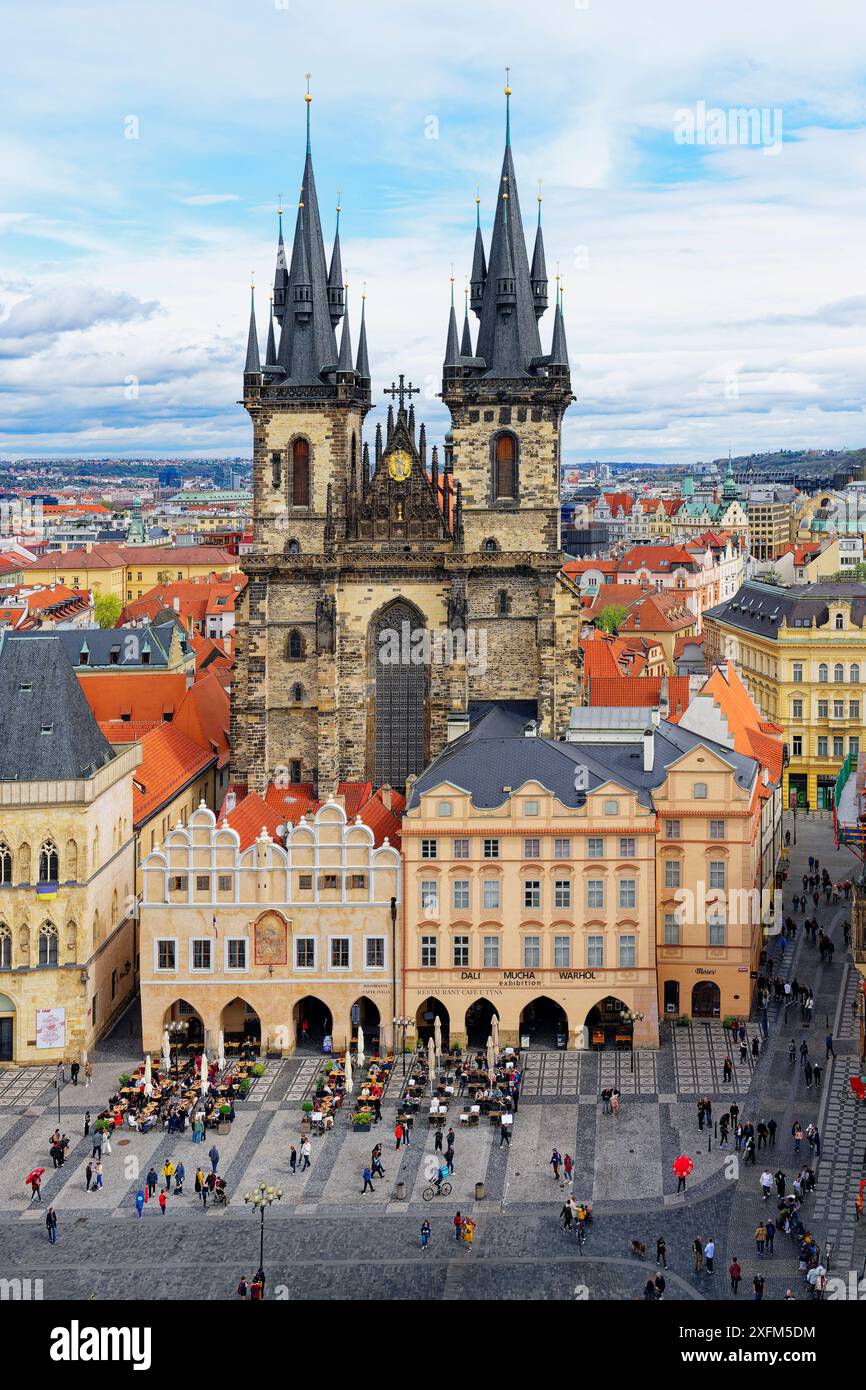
[2,0,866,464]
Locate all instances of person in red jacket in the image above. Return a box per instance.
[158,1191,167,1216]
[394,1122,403,1151]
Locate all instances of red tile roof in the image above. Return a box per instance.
[79,672,189,723]
[172,670,231,768]
[696,664,784,788]
[223,792,285,850]
[619,546,696,572]
[588,675,691,716]
[132,723,215,825]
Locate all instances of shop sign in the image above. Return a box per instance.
[36,1008,66,1049]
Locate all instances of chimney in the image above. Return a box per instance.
[523,720,538,738]
[446,709,471,743]
[643,725,655,772]
[379,784,393,812]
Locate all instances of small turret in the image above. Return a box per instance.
[243,280,261,386]
[375,421,383,465]
[336,286,354,381]
[460,282,473,356]
[530,183,548,318]
[443,277,461,368]
[549,282,569,374]
[289,193,312,322]
[327,195,345,327]
[355,290,370,382]
[469,189,487,317]
[272,200,289,326]
[265,293,277,368]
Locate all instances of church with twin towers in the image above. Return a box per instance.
[232,78,580,796]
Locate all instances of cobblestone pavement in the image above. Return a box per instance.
[0,812,862,1301]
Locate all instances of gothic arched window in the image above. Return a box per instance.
[483,538,498,554]
[291,683,304,703]
[286,538,300,555]
[292,438,311,508]
[370,601,428,789]
[493,432,518,501]
[0,840,11,885]
[497,590,510,616]
[287,630,304,661]
[0,924,10,970]
[38,840,58,885]
[38,922,58,967]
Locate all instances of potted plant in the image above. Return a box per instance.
[118,1074,132,1087]
[352,1111,372,1132]
[217,1104,231,1135]
[301,1100,313,1114]
[251,1062,265,1078]
[722,1015,738,1031]
[238,1078,251,1097]
[675,1014,690,1028]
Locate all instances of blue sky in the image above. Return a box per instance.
[2,0,866,462]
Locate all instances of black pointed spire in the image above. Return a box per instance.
[473,76,542,377]
[265,294,277,367]
[469,189,487,317]
[328,195,345,327]
[273,200,289,326]
[362,440,371,491]
[460,284,473,357]
[244,281,261,378]
[549,283,569,371]
[530,183,548,318]
[375,421,383,464]
[386,404,394,443]
[337,287,354,374]
[355,291,370,380]
[418,422,427,468]
[444,277,460,368]
[276,79,339,384]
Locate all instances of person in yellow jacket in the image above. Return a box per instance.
[463,1217,476,1250]
[161,1158,175,1192]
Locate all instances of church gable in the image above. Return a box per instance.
[350,397,452,545]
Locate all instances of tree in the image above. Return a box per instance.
[94,593,122,629]
[595,604,629,635]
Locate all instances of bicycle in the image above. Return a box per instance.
[422,1181,452,1201]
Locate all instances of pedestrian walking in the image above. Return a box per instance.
[654,1273,666,1300]
[766,1219,775,1254]
[753,1274,765,1301]
[158,1191,167,1216]
[704,1238,715,1273]
[421,1219,431,1250]
[300,1139,311,1170]
[46,1207,57,1244]
[208,1143,219,1175]
[768,1118,777,1147]
[85,1162,93,1192]
[751,1037,760,1060]
[760,1169,773,1201]
[722,1056,732,1083]
[29,1174,42,1203]
[550,1149,561,1180]
[454,1211,463,1242]
[70,1061,80,1086]
[135,1189,144,1218]
[560,1201,573,1232]
[289,1145,297,1174]
[826,1032,835,1058]
[754,1222,767,1256]
[813,1061,821,1089]
[656,1237,667,1268]
[95,1159,103,1189]
[84,1061,92,1088]
[729,1258,742,1294]
[804,1061,813,1089]
[361,1165,375,1194]
[692,1237,703,1273]
[162,1158,174,1191]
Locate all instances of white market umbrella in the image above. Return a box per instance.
[356,1025,365,1071]
[434,1014,442,1060]
[486,1036,495,1073]
[199,1050,208,1097]
[427,1035,436,1096]
[218,1031,226,1071]
[491,1013,500,1053]
[143,1054,153,1098]
[344,1049,353,1095]
[161,1031,170,1072]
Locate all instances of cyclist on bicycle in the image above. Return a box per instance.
[433,1162,449,1194]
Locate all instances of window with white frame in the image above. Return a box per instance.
[295,938,315,969]
[554,879,572,908]
[523,935,541,968]
[665,820,681,839]
[191,939,211,971]
[227,939,247,970]
[663,912,680,945]
[482,879,500,911]
[618,878,637,909]
[437,801,453,817]
[452,879,470,910]
[709,860,726,890]
[554,935,571,967]
[365,937,385,969]
[586,879,605,909]
[524,880,541,909]
[156,939,176,971]
[693,782,708,799]
[420,935,437,967]
[420,880,438,912]
[523,800,540,817]
[523,837,540,860]
[554,837,572,859]
[330,937,350,969]
[708,917,726,946]
[421,838,438,859]
[603,800,619,816]
[619,836,636,859]
[483,838,500,859]
[664,859,681,889]
[709,820,725,840]
[618,934,636,968]
[587,935,604,967]
[452,935,469,967]
[453,838,470,859]
[217,874,232,893]
[586,836,604,858]
[483,935,500,967]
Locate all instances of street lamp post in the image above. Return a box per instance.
[393,1018,411,1077]
[243,1181,283,1290]
[621,1009,645,1075]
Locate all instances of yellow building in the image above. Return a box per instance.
[23,544,236,603]
[401,705,777,1040]
[139,802,401,1056]
[704,580,866,808]
[0,635,140,1065]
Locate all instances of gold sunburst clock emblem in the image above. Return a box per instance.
[387,448,412,482]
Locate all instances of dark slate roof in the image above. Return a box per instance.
[10,622,179,668]
[704,580,866,637]
[275,131,340,385]
[243,286,260,375]
[407,704,756,811]
[0,634,115,781]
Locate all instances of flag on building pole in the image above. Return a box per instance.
[212,913,218,938]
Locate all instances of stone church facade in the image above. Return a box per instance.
[232,87,580,795]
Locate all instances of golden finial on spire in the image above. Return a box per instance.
[304,72,312,103]
[504,65,511,97]
[277,191,283,215]
[502,173,509,200]
[336,189,342,213]
[362,280,367,301]
[250,270,255,290]
[475,182,480,205]
[538,178,543,204]
[298,183,304,209]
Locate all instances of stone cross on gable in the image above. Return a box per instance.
[383,374,420,415]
